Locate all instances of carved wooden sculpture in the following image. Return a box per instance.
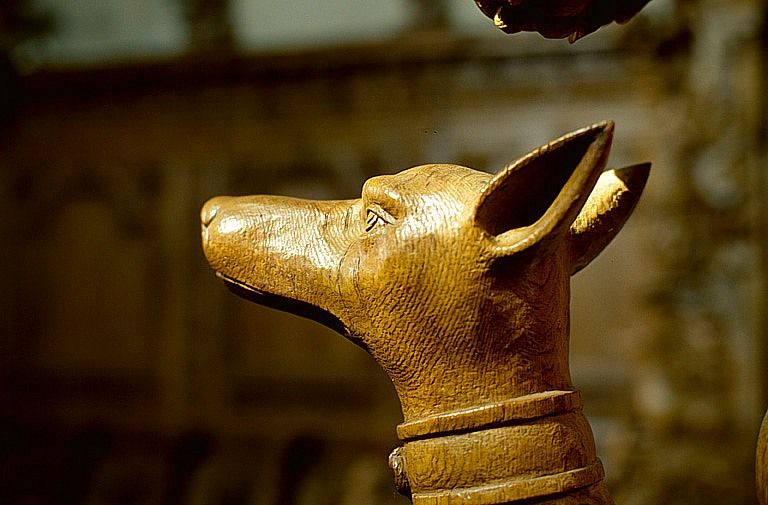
[201,122,652,504]
[473,0,653,41]
[759,415,768,505]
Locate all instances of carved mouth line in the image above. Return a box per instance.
[215,272,349,337]
[216,272,268,297]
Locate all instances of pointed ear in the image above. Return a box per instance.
[569,163,650,274]
[474,121,614,255]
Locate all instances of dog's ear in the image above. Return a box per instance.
[473,121,614,256]
[568,163,650,274]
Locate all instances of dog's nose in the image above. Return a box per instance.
[201,204,217,227]
[201,197,228,227]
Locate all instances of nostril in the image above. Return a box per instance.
[201,201,219,227]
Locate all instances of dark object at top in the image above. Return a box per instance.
[474,0,653,41]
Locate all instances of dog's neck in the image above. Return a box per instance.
[388,261,614,504]
[394,390,613,505]
[390,254,577,421]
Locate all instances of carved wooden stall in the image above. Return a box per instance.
[1,1,767,504]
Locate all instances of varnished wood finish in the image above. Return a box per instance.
[759,412,768,505]
[201,122,650,504]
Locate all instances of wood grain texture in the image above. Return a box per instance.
[759,411,768,505]
[201,122,650,504]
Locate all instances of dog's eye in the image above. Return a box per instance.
[365,208,393,232]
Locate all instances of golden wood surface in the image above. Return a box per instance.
[201,122,654,504]
[759,412,768,505]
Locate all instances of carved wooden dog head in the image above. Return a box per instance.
[202,121,647,418]
[201,122,649,503]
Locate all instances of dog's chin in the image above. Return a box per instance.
[216,272,350,338]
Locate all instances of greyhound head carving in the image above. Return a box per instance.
[201,121,650,504]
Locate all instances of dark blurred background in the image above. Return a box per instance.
[1,1,767,504]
